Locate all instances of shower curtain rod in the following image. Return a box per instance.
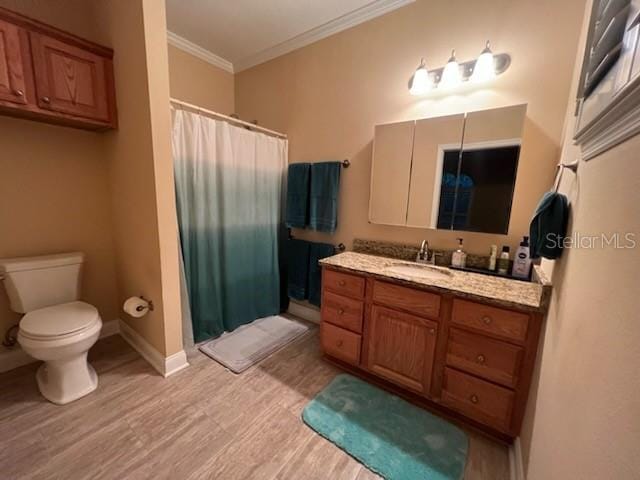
[170,98,288,140]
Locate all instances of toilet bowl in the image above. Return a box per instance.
[18,301,102,405]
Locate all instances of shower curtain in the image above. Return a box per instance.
[172,108,287,342]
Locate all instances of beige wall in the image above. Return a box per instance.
[0,1,118,337]
[168,45,235,114]
[236,0,586,254]
[92,0,183,356]
[520,2,640,478]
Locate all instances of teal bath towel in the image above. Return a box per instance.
[530,191,569,259]
[285,163,311,228]
[286,239,310,300]
[307,242,335,307]
[309,161,341,233]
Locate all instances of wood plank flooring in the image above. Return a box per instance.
[0,328,509,480]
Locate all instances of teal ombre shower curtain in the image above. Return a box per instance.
[172,108,287,342]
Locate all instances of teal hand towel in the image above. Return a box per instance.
[309,162,341,233]
[530,191,569,259]
[286,163,310,228]
[308,242,335,307]
[286,239,310,300]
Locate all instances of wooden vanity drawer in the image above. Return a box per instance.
[324,269,366,299]
[322,291,364,333]
[441,367,515,433]
[446,328,523,388]
[321,322,361,366]
[451,299,529,343]
[372,281,441,319]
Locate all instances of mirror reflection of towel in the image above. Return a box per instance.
[530,191,569,259]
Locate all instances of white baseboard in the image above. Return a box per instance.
[0,318,120,374]
[287,299,321,324]
[118,319,189,377]
[509,436,526,480]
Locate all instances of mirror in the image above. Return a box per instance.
[369,104,527,234]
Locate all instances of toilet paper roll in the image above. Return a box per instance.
[123,296,150,318]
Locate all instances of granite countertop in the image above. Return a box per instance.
[320,251,550,313]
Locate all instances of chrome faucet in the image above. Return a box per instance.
[416,240,441,265]
[416,240,430,263]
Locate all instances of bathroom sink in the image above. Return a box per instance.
[384,263,452,281]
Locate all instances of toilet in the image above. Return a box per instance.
[0,252,102,405]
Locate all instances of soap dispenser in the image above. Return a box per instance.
[451,238,467,268]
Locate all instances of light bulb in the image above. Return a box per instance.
[409,59,432,95]
[471,41,496,83]
[440,50,461,88]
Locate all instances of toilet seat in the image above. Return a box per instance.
[20,301,101,340]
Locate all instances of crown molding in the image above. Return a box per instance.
[235,0,416,72]
[167,31,234,73]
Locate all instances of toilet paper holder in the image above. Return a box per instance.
[137,296,154,312]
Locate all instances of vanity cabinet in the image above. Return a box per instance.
[320,267,543,440]
[0,7,116,130]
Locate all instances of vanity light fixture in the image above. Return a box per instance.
[408,40,510,95]
[440,50,462,88]
[470,41,496,83]
[409,58,432,95]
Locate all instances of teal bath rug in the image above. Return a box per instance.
[302,374,468,480]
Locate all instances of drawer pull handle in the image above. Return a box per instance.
[476,354,486,364]
[482,315,492,325]
[338,280,346,286]
[470,394,479,404]
[336,340,344,347]
[14,89,24,96]
[428,328,436,335]
[337,308,345,315]
[42,96,51,103]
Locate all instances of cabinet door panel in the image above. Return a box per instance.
[30,32,109,122]
[367,305,437,395]
[0,19,27,105]
[407,113,465,228]
[369,120,415,225]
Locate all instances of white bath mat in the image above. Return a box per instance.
[198,315,311,373]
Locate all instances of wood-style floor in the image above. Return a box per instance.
[0,328,510,480]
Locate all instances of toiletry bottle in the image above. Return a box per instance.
[512,236,532,280]
[488,245,498,271]
[497,246,510,275]
[451,238,467,268]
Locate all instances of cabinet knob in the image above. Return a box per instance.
[14,89,24,96]
[42,96,51,103]
[428,328,436,335]
[482,315,492,325]
[476,354,486,364]
[338,280,346,287]
[470,394,479,404]
[336,340,344,347]
[337,308,345,315]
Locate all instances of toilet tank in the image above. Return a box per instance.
[0,252,84,313]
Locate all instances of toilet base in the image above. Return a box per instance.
[36,355,98,405]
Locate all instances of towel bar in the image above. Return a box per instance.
[553,160,579,192]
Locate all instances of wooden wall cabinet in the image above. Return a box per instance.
[320,267,544,441]
[0,7,116,130]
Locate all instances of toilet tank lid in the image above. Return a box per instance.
[0,252,85,274]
